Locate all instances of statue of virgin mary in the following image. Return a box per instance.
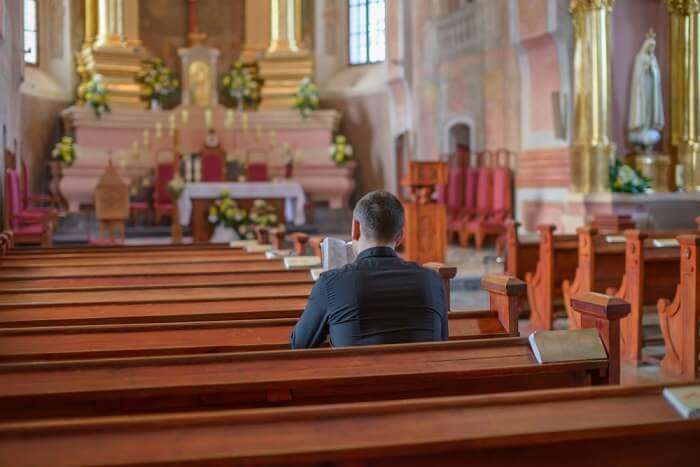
[628,30,665,152]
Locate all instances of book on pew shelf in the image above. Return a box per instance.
[663,386,700,419]
[266,249,293,259]
[605,235,626,244]
[245,244,274,253]
[528,328,607,364]
[229,240,259,248]
[322,237,356,271]
[284,256,322,270]
[652,238,680,248]
[310,268,324,281]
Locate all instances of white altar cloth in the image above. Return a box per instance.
[178,182,307,226]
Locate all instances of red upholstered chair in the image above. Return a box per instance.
[20,159,59,228]
[5,169,52,246]
[154,162,175,224]
[463,166,512,249]
[442,164,463,242]
[447,166,478,242]
[459,167,493,247]
[246,163,268,182]
[201,151,225,182]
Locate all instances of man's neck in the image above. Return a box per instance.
[355,242,395,256]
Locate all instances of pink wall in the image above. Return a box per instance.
[612,0,670,157]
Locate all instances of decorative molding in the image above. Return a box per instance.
[665,0,700,15]
[569,0,615,14]
[426,2,485,66]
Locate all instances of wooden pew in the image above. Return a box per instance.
[1,384,697,467]
[0,251,269,267]
[0,291,627,421]
[525,225,578,330]
[562,227,627,329]
[657,234,700,380]
[0,311,511,363]
[608,230,684,365]
[504,220,539,281]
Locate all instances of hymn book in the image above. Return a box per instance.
[528,328,607,364]
[230,240,258,248]
[284,256,322,270]
[663,386,700,419]
[245,244,274,253]
[321,237,356,271]
[266,249,293,259]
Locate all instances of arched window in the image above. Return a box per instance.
[348,0,386,65]
[23,0,38,65]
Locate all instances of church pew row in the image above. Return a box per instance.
[606,231,685,365]
[0,311,510,363]
[0,292,627,422]
[504,220,539,281]
[525,225,578,330]
[0,384,697,467]
[658,235,700,380]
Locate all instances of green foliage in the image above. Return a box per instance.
[84,74,111,119]
[609,159,651,194]
[135,58,180,108]
[51,136,76,166]
[207,193,280,239]
[220,61,260,109]
[329,134,353,166]
[292,77,320,118]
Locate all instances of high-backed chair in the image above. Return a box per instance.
[463,166,512,249]
[20,158,58,228]
[154,162,175,224]
[246,163,268,182]
[5,169,52,246]
[201,151,225,182]
[459,166,493,247]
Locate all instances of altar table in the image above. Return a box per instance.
[178,182,307,242]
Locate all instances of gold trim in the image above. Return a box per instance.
[666,0,700,15]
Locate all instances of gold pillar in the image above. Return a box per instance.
[83,0,146,107]
[258,0,314,109]
[570,0,616,193]
[667,0,700,192]
[240,0,272,63]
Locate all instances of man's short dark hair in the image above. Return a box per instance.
[353,190,405,243]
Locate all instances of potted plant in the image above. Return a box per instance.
[221,61,260,112]
[292,77,320,118]
[84,74,111,118]
[135,58,180,111]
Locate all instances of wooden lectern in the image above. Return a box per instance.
[94,161,129,244]
[402,161,448,264]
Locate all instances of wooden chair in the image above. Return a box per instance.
[153,162,175,224]
[657,234,699,380]
[447,166,477,242]
[462,166,512,249]
[19,158,59,228]
[4,169,52,247]
[525,225,578,330]
[458,166,492,247]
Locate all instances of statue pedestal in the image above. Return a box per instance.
[561,192,700,233]
[60,105,351,213]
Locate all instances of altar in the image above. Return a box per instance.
[178,181,306,242]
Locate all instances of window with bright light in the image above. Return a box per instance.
[348,0,386,65]
[23,0,38,65]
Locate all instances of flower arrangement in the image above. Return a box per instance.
[292,77,320,118]
[207,191,254,238]
[167,175,186,200]
[51,136,77,166]
[84,74,111,118]
[329,134,353,166]
[609,159,651,194]
[135,58,180,109]
[221,61,259,111]
[249,199,280,228]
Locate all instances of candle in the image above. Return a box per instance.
[155,122,162,138]
[225,109,235,129]
[181,109,189,124]
[132,141,139,155]
[143,130,150,148]
[169,114,176,134]
[241,114,248,132]
[204,108,213,129]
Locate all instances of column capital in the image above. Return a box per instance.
[569,0,615,14]
[666,0,700,15]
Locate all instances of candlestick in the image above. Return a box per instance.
[155,122,163,138]
[225,109,235,129]
[132,141,139,156]
[241,112,248,132]
[181,109,189,125]
[143,130,151,149]
[204,108,213,129]
[169,114,176,135]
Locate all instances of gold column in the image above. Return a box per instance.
[240,0,272,63]
[83,0,98,48]
[83,0,147,107]
[570,0,616,193]
[667,0,700,191]
[258,0,314,109]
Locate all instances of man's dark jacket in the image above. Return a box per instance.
[290,246,448,349]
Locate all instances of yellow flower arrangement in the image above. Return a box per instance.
[51,136,77,166]
[292,77,320,118]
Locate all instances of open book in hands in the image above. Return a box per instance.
[309,237,357,280]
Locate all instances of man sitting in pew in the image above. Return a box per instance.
[291,190,448,348]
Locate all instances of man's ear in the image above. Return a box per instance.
[351,219,361,241]
[394,228,406,247]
